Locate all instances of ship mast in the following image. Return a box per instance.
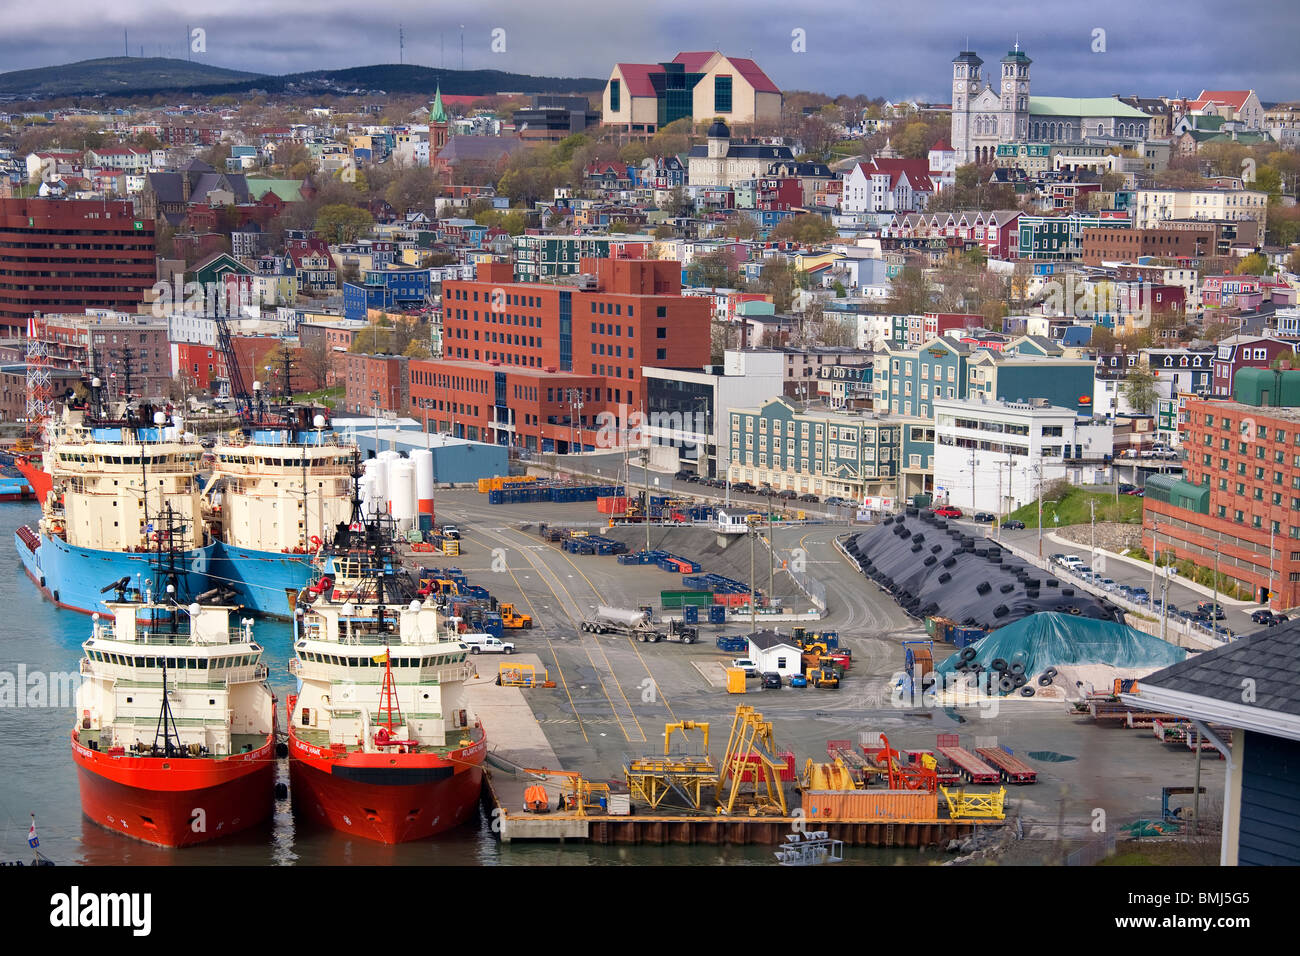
[152,660,184,757]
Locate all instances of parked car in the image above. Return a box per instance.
[789,674,809,688]
[1250,609,1278,626]
[972,512,995,523]
[674,470,694,481]
[1117,483,1137,495]
[777,489,798,500]
[441,525,461,540]
[934,506,963,518]
[732,482,756,494]
[761,672,783,689]
[462,635,516,655]
[823,496,846,507]
[1001,519,1026,530]
[1197,602,1226,620]
[731,658,759,677]
[1098,578,1117,592]
[798,493,820,503]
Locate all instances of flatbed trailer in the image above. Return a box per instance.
[975,747,1038,784]
[936,746,1001,785]
[1127,711,1185,729]
[1153,719,1191,744]
[1088,700,1133,722]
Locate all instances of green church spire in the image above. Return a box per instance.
[430,84,447,124]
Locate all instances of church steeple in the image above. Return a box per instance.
[430,84,447,125]
[430,84,448,155]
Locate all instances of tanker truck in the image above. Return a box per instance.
[579,605,697,644]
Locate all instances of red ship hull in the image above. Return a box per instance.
[72,731,276,848]
[288,729,486,844]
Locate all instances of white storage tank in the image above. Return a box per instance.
[389,459,416,528]
[411,449,434,518]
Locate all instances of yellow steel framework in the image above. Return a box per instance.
[625,721,717,810]
[716,705,789,816]
[940,785,1007,820]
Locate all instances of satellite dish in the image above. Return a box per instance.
[153,411,166,425]
[313,414,326,429]
[189,603,201,617]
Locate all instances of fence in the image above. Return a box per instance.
[1065,831,1117,866]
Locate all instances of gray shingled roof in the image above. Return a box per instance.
[747,629,803,651]
[1140,620,1300,719]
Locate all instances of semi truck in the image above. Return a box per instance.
[580,605,698,644]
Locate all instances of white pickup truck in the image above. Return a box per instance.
[462,634,516,655]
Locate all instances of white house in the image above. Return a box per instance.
[747,631,806,680]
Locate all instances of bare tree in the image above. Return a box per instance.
[300,337,336,391]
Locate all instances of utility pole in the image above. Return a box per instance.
[1090,498,1096,572]
[1213,545,1220,625]
[768,490,774,602]
[749,523,757,634]
[970,446,976,513]
[1268,524,1275,610]
[1160,565,1171,642]
[1035,462,1043,558]
[1150,518,1158,604]
[642,446,651,555]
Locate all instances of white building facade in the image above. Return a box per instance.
[933,396,1112,513]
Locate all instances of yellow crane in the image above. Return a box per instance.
[716,705,789,816]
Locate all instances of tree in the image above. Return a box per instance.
[770,213,835,245]
[662,185,692,218]
[300,337,336,390]
[712,212,758,241]
[686,249,741,289]
[790,299,855,348]
[403,340,432,359]
[652,222,675,240]
[1272,351,1297,370]
[315,204,373,243]
[754,256,799,312]
[1234,252,1269,276]
[1122,365,1160,414]
[1100,170,1126,192]
[887,263,933,314]
[384,166,439,215]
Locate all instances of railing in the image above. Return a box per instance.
[94,626,254,647]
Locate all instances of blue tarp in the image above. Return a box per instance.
[934,611,1188,676]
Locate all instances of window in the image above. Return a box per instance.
[714,75,733,113]
[609,79,620,112]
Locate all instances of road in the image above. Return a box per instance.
[957,522,1265,638]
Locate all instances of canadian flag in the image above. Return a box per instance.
[26,314,36,340]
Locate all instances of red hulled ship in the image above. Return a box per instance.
[286,517,486,843]
[72,598,277,848]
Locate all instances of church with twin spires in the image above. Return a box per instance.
[950,44,1031,166]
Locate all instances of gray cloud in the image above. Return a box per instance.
[0,0,1297,101]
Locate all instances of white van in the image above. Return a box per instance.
[461,634,516,655]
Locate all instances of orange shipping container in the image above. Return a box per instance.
[597,496,629,514]
[801,789,938,822]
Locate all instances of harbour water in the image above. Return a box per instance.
[0,502,900,866]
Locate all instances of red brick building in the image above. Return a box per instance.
[1081,225,1214,266]
[412,257,710,451]
[1144,386,1300,610]
[344,353,409,416]
[0,198,156,336]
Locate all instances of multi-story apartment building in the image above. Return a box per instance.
[1081,225,1215,265]
[1017,213,1129,261]
[602,52,782,134]
[727,397,902,500]
[1132,188,1268,232]
[1145,373,1300,610]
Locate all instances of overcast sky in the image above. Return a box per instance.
[2,0,1298,102]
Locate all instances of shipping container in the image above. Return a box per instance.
[708,605,727,624]
[660,589,713,608]
[683,605,699,624]
[596,496,629,515]
[801,789,938,822]
[726,668,748,694]
[606,793,631,816]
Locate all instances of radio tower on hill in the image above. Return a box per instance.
[24,312,54,447]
